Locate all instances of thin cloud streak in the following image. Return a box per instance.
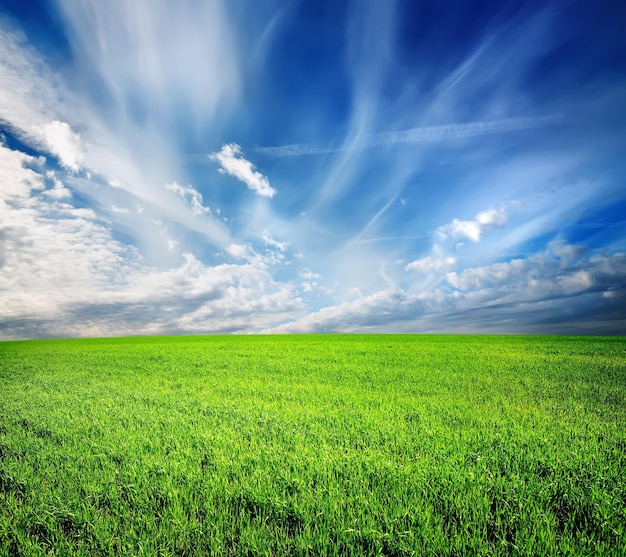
[255,115,563,159]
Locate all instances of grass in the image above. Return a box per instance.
[0,334,624,556]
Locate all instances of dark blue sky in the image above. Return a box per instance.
[0,0,625,338]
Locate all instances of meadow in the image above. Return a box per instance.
[0,334,624,556]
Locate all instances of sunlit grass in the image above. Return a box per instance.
[1,335,624,555]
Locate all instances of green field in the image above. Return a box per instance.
[0,335,624,556]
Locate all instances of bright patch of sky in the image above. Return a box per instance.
[1,0,625,338]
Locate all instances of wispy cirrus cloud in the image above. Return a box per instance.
[256,115,563,159]
[209,143,276,198]
[53,0,239,128]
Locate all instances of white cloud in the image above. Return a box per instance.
[256,115,563,159]
[266,243,626,334]
[225,243,254,260]
[299,268,322,281]
[43,178,72,199]
[209,143,276,198]
[406,256,457,273]
[152,219,178,253]
[0,143,303,339]
[548,239,588,268]
[0,14,234,255]
[0,24,66,144]
[446,259,527,290]
[165,182,211,216]
[54,0,239,125]
[445,246,625,301]
[437,206,508,243]
[0,146,46,199]
[40,120,84,172]
[476,207,508,227]
[299,267,322,294]
[261,230,288,252]
[0,144,133,323]
[266,289,419,334]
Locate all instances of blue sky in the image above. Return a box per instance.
[0,0,625,339]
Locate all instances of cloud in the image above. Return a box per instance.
[0,12,235,256]
[299,268,322,281]
[437,207,508,243]
[209,143,276,198]
[43,177,72,199]
[548,239,588,268]
[255,115,563,159]
[261,230,288,252]
[0,143,302,339]
[266,289,420,334]
[443,248,626,316]
[406,256,457,273]
[53,0,239,126]
[40,121,84,172]
[0,28,83,173]
[267,242,626,334]
[1,2,624,339]
[165,182,211,216]
[0,23,65,140]
[225,243,255,260]
[446,259,527,291]
[299,267,322,294]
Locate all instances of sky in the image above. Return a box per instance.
[0,0,625,339]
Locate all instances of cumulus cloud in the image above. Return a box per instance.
[225,243,255,260]
[451,249,625,304]
[446,259,527,291]
[267,242,626,334]
[299,267,322,294]
[406,256,457,273]
[43,177,72,199]
[437,207,508,243]
[40,120,84,172]
[548,239,588,268]
[266,289,425,334]
[0,143,302,340]
[0,147,46,198]
[209,143,276,198]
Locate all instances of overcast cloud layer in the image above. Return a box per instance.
[1,0,625,339]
